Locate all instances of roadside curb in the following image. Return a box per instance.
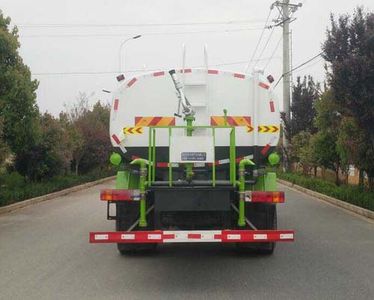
[278,178,374,220]
[0,176,116,215]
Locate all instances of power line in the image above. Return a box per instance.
[17,19,267,28]
[253,26,276,68]
[283,52,323,76]
[211,56,280,67]
[33,70,131,76]
[244,8,273,73]
[263,35,282,70]
[274,52,323,88]
[293,57,324,74]
[20,27,264,38]
[31,57,280,76]
[253,11,282,69]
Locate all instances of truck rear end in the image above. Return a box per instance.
[90,68,294,254]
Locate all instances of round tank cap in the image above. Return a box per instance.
[268,152,280,166]
[110,152,122,166]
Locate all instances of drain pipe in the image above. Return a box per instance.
[185,115,195,181]
[238,158,255,227]
[130,158,148,227]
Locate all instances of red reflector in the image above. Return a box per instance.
[156,162,169,168]
[113,99,119,111]
[187,233,202,239]
[250,191,285,203]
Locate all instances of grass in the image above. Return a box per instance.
[0,169,115,207]
[278,171,374,211]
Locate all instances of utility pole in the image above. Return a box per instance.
[282,0,291,131]
[271,1,302,169]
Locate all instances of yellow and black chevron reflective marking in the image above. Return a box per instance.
[258,125,279,133]
[246,125,254,133]
[123,126,143,135]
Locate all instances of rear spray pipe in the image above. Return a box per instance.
[130,158,148,227]
[168,69,195,117]
[169,69,195,181]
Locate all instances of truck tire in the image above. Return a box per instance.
[236,203,277,255]
[116,202,157,255]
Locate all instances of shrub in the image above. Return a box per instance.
[0,168,115,207]
[0,172,25,189]
[278,171,374,211]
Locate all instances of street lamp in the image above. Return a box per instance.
[118,34,142,74]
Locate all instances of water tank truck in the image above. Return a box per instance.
[90,66,294,254]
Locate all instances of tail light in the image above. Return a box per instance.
[247,191,285,203]
[100,189,140,201]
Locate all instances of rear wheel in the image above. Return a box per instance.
[236,203,277,255]
[116,202,157,255]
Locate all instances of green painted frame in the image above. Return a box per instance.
[147,125,237,187]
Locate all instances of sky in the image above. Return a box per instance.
[0,0,373,115]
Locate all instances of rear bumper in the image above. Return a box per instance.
[90,229,294,244]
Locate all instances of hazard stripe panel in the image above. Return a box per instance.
[210,116,251,126]
[135,116,176,127]
[89,230,294,243]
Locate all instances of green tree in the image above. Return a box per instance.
[0,11,39,176]
[14,113,64,180]
[58,112,78,174]
[64,92,90,175]
[289,76,319,137]
[76,101,111,173]
[282,75,319,170]
[64,93,111,175]
[313,91,342,185]
[291,131,317,175]
[0,117,10,168]
[336,117,373,187]
[323,7,374,189]
[38,113,67,177]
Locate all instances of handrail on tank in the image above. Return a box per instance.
[147,125,236,187]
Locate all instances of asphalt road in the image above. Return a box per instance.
[0,181,373,300]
